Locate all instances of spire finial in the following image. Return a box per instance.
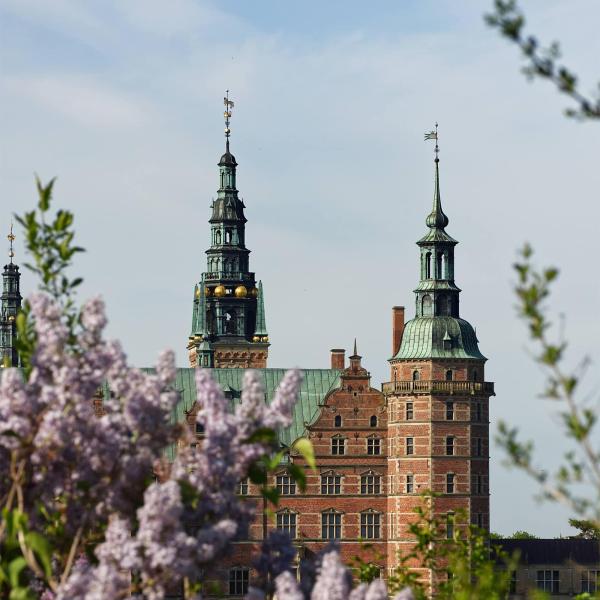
[353,338,357,356]
[424,123,449,230]
[7,223,15,264]
[223,90,234,152]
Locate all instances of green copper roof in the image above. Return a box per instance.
[138,368,341,459]
[392,316,486,361]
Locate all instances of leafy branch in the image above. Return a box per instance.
[496,245,599,527]
[485,0,600,120]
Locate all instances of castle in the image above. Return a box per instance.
[5,102,594,598]
[177,108,494,592]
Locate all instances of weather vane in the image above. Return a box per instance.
[7,223,15,264]
[223,90,235,148]
[424,122,439,161]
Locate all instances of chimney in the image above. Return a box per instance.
[392,306,405,356]
[330,348,345,370]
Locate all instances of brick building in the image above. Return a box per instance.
[169,112,495,595]
[0,108,501,596]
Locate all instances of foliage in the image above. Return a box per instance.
[569,518,600,540]
[485,0,600,120]
[507,530,537,540]
[387,493,518,600]
[496,245,600,529]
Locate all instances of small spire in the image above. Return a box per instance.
[223,90,234,153]
[254,280,268,337]
[424,123,449,230]
[7,223,15,264]
[353,338,357,356]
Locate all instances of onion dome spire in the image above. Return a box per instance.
[424,123,449,230]
[8,223,15,264]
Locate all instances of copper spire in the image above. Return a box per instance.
[424,123,449,230]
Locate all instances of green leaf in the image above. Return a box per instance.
[287,463,307,491]
[261,486,280,506]
[35,176,56,212]
[292,437,316,470]
[8,557,27,588]
[24,532,52,579]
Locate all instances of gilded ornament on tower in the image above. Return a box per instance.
[214,285,226,297]
[205,287,211,297]
[252,335,260,342]
[250,287,258,297]
[235,285,248,298]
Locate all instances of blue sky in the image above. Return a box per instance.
[1,0,599,537]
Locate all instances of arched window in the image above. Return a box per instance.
[334,415,342,428]
[436,253,442,278]
[425,252,432,278]
[422,295,433,316]
[215,230,222,245]
[445,370,453,381]
[412,370,420,381]
[370,415,377,427]
[441,253,447,278]
[225,229,232,244]
[437,294,448,316]
[472,369,478,381]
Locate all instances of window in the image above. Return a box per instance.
[331,436,345,455]
[321,474,341,495]
[446,513,454,539]
[276,511,297,539]
[474,402,483,422]
[361,472,381,495]
[446,473,455,494]
[370,415,378,427]
[474,512,484,528]
[322,511,342,540]
[367,437,381,455]
[446,436,455,456]
[582,570,599,593]
[536,570,559,594]
[406,474,414,494]
[472,474,483,495]
[406,437,414,455]
[472,369,478,381]
[276,475,296,496]
[238,478,248,495]
[445,369,453,381]
[406,402,414,420]
[334,414,342,427]
[474,438,483,457]
[412,370,420,381]
[228,568,249,596]
[425,253,432,278]
[360,512,381,539]
[445,401,454,420]
[195,422,205,435]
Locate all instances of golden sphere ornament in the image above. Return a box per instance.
[214,285,226,297]
[235,285,248,298]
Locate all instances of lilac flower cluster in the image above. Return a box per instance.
[1,292,416,599]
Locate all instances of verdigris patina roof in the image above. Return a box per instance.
[138,368,341,456]
[392,316,486,361]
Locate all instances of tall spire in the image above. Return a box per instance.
[1,224,22,368]
[424,123,449,230]
[187,95,270,368]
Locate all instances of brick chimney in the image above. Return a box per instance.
[392,306,405,356]
[330,349,345,370]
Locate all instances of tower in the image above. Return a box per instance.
[1,225,22,368]
[384,128,494,583]
[187,94,269,368]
